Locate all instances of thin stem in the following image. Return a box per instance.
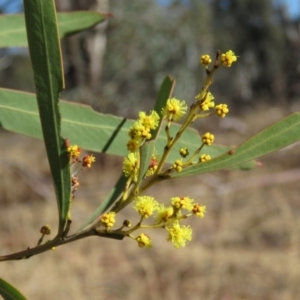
[0,229,123,262]
[185,144,205,164]
[153,61,218,175]
[140,223,165,229]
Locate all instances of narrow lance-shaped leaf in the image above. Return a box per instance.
[150,75,175,140]
[170,113,300,178]
[23,0,71,235]
[137,140,156,187]
[0,11,107,48]
[0,88,240,165]
[77,175,128,233]
[0,277,27,300]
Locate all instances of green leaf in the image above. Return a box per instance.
[23,0,71,234]
[137,140,156,186]
[56,11,107,38]
[0,88,235,164]
[0,11,107,48]
[0,278,27,300]
[77,175,127,232]
[170,113,300,178]
[151,75,175,140]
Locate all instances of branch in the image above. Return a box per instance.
[0,229,123,262]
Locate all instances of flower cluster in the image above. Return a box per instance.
[202,132,215,146]
[220,50,238,67]
[100,212,116,229]
[122,152,139,182]
[167,221,192,249]
[192,203,206,218]
[195,90,229,118]
[66,141,96,204]
[131,195,206,249]
[123,111,161,183]
[215,104,229,118]
[172,159,184,172]
[66,142,96,171]
[82,154,96,168]
[58,51,236,253]
[116,50,236,250]
[133,196,159,219]
[166,50,236,170]
[199,154,211,163]
[179,147,189,158]
[136,233,152,248]
[171,196,194,211]
[162,98,188,121]
[196,92,215,111]
[200,54,212,66]
[67,145,81,161]
[146,156,159,176]
[127,110,160,152]
[155,204,174,223]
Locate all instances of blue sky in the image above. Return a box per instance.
[0,0,23,13]
[278,0,300,18]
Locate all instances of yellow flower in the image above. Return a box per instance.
[179,147,189,158]
[129,122,151,140]
[200,54,212,66]
[67,145,81,159]
[128,127,138,140]
[133,196,159,218]
[163,98,188,121]
[100,212,116,229]
[155,204,174,223]
[166,221,192,248]
[199,154,211,163]
[127,139,140,152]
[122,152,139,182]
[136,233,152,248]
[82,154,96,168]
[196,92,215,111]
[192,204,206,218]
[145,155,159,177]
[173,159,183,172]
[139,110,160,130]
[171,196,194,211]
[215,104,229,118]
[220,50,238,67]
[202,132,215,146]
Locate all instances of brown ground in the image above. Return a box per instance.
[1,105,300,300]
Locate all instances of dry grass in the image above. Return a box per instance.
[1,106,300,300]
